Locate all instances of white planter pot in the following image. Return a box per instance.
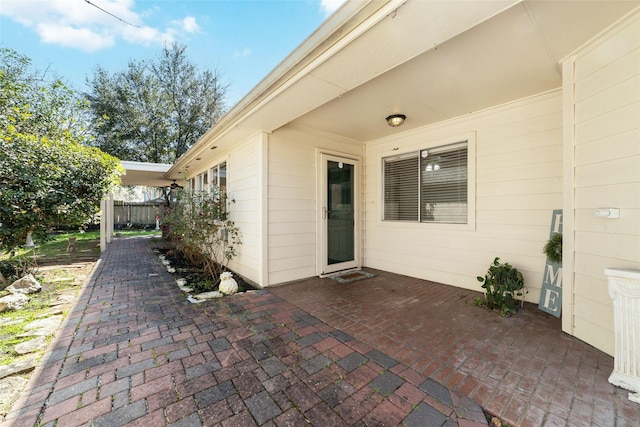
[606,268,640,404]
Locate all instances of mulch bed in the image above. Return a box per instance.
[153,246,255,294]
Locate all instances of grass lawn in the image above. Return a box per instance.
[0,229,161,264]
[0,229,161,364]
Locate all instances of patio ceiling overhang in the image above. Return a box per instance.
[169,0,639,178]
[119,161,173,188]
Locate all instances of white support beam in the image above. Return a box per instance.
[106,193,114,244]
[100,198,107,253]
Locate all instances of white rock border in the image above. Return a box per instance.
[155,250,226,302]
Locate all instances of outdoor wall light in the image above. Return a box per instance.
[386,114,406,127]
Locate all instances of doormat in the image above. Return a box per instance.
[326,270,375,284]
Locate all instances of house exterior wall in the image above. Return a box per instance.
[562,10,640,356]
[225,133,266,285]
[364,91,563,304]
[267,126,362,285]
[184,133,265,286]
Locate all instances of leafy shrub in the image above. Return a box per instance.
[476,257,526,316]
[161,186,241,283]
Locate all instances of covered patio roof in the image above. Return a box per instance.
[168,0,638,177]
[119,161,174,187]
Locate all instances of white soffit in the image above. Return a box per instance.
[309,0,518,91]
[207,0,517,146]
[172,0,639,173]
[120,161,173,187]
[524,0,640,64]
[290,0,640,141]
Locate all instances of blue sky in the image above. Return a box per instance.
[0,0,345,106]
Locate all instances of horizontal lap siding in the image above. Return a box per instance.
[570,14,640,355]
[364,91,562,305]
[268,127,362,285]
[226,136,262,284]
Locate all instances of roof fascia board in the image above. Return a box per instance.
[120,161,172,172]
[230,0,408,123]
[169,0,401,176]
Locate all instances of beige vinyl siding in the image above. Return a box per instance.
[364,91,563,304]
[268,126,362,285]
[565,10,640,356]
[181,135,263,286]
[212,134,264,285]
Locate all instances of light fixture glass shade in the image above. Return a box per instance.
[386,114,406,127]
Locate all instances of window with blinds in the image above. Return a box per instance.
[383,141,468,223]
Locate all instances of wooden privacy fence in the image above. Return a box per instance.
[113,201,164,228]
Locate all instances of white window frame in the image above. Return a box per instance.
[209,161,227,195]
[380,132,476,231]
[195,171,208,192]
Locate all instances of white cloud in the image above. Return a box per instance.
[179,17,200,34]
[320,0,346,15]
[0,0,191,52]
[121,24,175,47]
[233,48,251,59]
[36,23,115,52]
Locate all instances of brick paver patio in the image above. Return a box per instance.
[3,236,487,427]
[270,271,640,426]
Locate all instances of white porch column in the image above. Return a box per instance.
[606,268,640,404]
[106,193,114,243]
[100,198,107,252]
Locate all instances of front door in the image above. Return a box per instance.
[321,154,358,275]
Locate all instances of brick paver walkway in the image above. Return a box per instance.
[4,236,487,427]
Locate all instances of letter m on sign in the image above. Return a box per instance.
[544,264,562,287]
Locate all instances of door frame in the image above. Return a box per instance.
[317,151,361,276]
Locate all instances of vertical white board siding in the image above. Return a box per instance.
[364,91,563,302]
[565,10,640,356]
[267,126,362,285]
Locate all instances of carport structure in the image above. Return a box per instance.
[99,161,173,252]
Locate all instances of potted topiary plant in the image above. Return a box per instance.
[476,257,527,316]
[543,233,562,264]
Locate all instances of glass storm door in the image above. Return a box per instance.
[321,154,358,274]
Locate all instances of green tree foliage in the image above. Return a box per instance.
[0,48,89,141]
[0,48,123,252]
[86,43,228,163]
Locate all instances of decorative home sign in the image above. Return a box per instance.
[539,209,563,317]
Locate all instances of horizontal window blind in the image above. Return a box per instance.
[383,153,418,221]
[420,143,467,223]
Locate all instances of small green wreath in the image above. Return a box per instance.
[543,233,562,264]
